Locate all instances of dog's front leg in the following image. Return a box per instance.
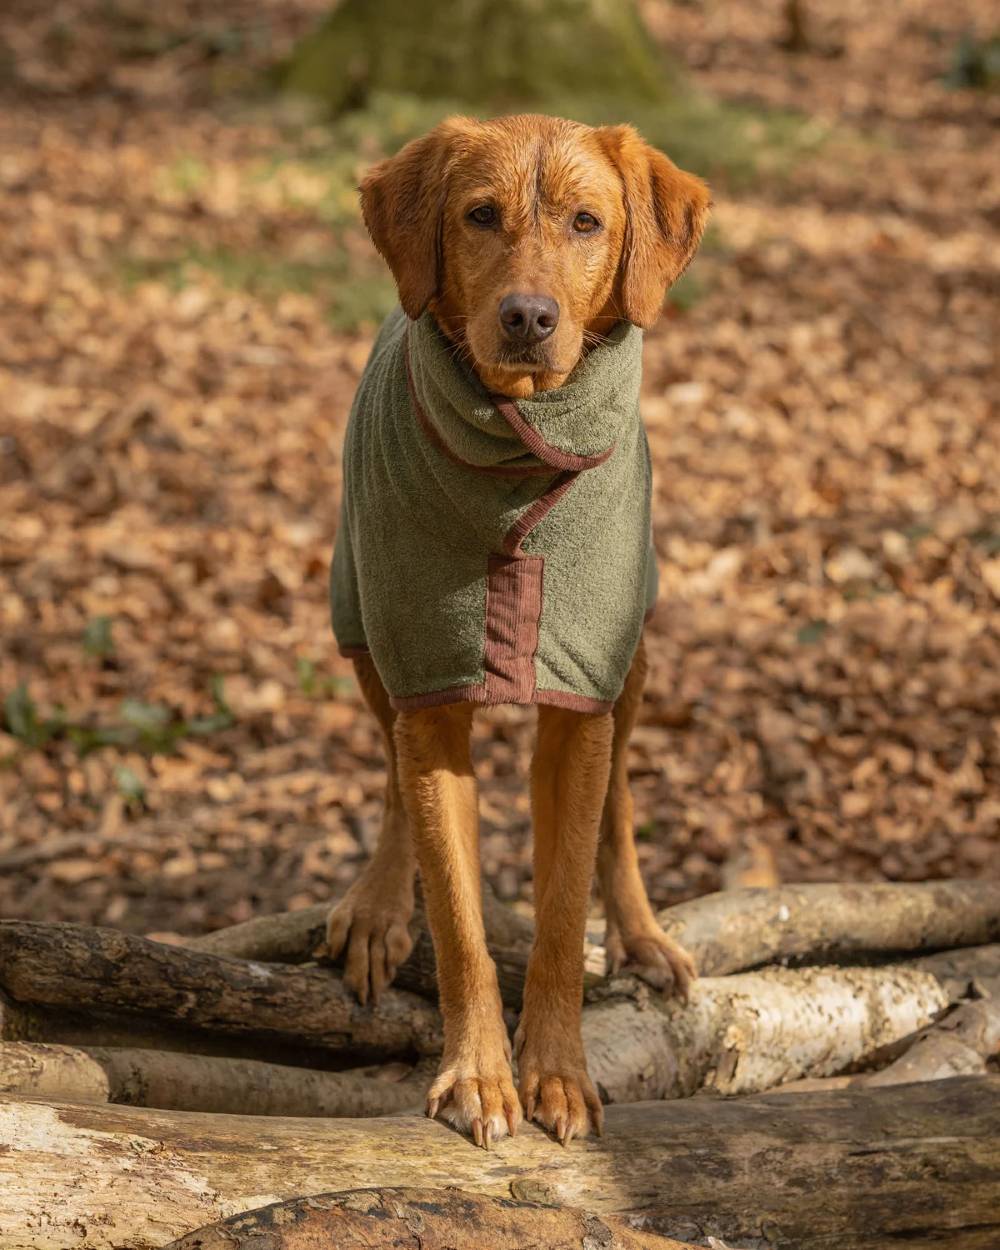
[326,654,416,1005]
[394,703,520,1149]
[597,640,696,996]
[516,705,613,1143]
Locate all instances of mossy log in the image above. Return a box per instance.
[2,1078,998,1250]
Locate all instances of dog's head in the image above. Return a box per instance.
[360,114,710,397]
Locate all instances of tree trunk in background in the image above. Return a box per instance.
[282,0,679,115]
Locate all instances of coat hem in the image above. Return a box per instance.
[388,684,613,714]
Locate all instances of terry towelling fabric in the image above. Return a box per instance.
[331,308,657,712]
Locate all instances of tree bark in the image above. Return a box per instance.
[908,943,1000,1001]
[1,921,973,1103]
[0,921,442,1060]
[2,1077,998,1250]
[657,879,1000,975]
[0,988,371,1072]
[189,889,548,1008]
[769,1000,1000,1094]
[860,999,1000,1086]
[0,1041,429,1117]
[189,880,998,999]
[163,1188,692,1250]
[583,961,948,1102]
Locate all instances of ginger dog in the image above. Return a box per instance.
[327,115,710,1147]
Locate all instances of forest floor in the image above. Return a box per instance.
[0,0,997,939]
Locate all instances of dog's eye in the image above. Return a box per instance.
[573,212,601,234]
[468,205,498,227]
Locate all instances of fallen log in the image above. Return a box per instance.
[583,960,949,1101]
[3,1077,998,1250]
[163,1188,692,1250]
[768,1000,1000,1095]
[657,879,1000,976]
[0,921,442,1060]
[4,921,981,1102]
[190,889,552,1008]
[0,988,370,1072]
[860,999,1000,1087]
[189,880,1000,999]
[0,1041,429,1117]
[909,943,1000,1001]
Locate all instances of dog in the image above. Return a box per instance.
[327,114,710,1148]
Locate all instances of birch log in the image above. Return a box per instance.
[0,922,972,1103]
[188,880,1000,995]
[583,961,949,1101]
[656,879,1000,976]
[0,1041,429,1116]
[2,1077,998,1250]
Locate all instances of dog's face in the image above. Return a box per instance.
[361,115,710,397]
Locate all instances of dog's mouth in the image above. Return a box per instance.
[491,340,583,376]
[493,345,548,370]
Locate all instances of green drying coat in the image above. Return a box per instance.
[331,308,657,713]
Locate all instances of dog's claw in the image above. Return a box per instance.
[606,925,697,1000]
[426,1067,520,1147]
[518,1062,601,1144]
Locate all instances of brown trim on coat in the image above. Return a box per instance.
[337,642,370,658]
[502,469,578,555]
[389,682,487,710]
[482,553,543,703]
[405,351,554,478]
[489,394,615,472]
[535,689,614,714]
[389,684,613,714]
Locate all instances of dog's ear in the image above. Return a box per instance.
[360,120,469,320]
[598,125,711,328]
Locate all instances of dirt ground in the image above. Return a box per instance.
[1,0,997,941]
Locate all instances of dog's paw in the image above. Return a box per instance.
[605,924,696,999]
[323,878,414,1006]
[427,1064,521,1149]
[516,1054,603,1145]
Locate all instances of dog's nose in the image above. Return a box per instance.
[498,294,559,343]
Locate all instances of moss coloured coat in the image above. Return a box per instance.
[331,309,656,712]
